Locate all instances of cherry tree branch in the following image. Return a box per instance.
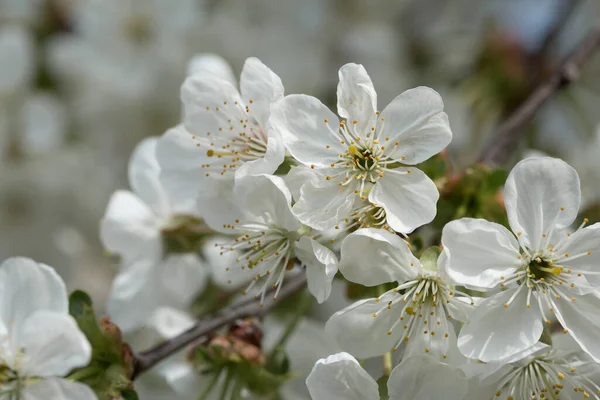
[478,24,600,166]
[131,273,308,379]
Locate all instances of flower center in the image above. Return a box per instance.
[527,257,562,283]
[219,221,296,304]
[372,275,470,358]
[347,203,393,232]
[495,355,600,400]
[0,363,20,394]
[160,215,209,256]
[198,102,268,178]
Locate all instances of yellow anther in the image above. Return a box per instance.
[206,149,214,157]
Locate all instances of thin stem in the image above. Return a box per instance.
[219,368,233,400]
[198,370,221,400]
[478,24,600,166]
[132,272,308,379]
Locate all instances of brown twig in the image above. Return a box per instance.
[478,24,600,166]
[131,273,307,379]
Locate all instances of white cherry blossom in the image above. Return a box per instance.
[473,343,600,400]
[156,56,286,208]
[0,257,96,400]
[271,63,451,234]
[442,157,600,363]
[306,352,469,400]
[326,228,472,360]
[100,137,208,332]
[213,174,338,305]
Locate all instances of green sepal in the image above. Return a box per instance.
[68,290,137,400]
[419,246,441,272]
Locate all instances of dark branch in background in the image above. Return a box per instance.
[478,24,600,166]
[537,0,581,56]
[132,273,308,379]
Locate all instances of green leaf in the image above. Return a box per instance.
[121,389,139,400]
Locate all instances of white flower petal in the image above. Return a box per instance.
[292,180,355,231]
[234,129,285,179]
[338,228,419,286]
[325,293,401,358]
[197,179,240,233]
[457,288,543,362]
[17,311,90,377]
[187,53,236,86]
[388,355,468,400]
[149,307,195,340]
[306,352,379,400]
[100,190,162,263]
[441,218,522,289]
[504,157,580,250]
[369,168,438,234]
[0,258,67,331]
[234,174,300,232]
[181,73,245,138]
[559,223,600,276]
[22,379,97,400]
[551,293,600,362]
[271,94,344,166]
[283,165,322,201]
[160,254,208,307]
[156,125,208,213]
[336,63,377,132]
[128,137,169,217]
[295,237,338,303]
[107,257,158,332]
[159,361,204,397]
[240,57,284,128]
[379,87,450,164]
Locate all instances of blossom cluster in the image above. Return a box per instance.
[2,53,600,400]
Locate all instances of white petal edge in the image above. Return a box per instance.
[0,257,68,331]
[18,311,91,377]
[388,355,468,400]
[379,87,450,164]
[295,237,339,303]
[22,378,98,400]
[457,287,543,362]
[336,63,377,134]
[504,157,580,250]
[369,167,438,234]
[270,94,344,167]
[338,228,419,286]
[441,218,522,290]
[128,136,169,217]
[234,174,301,232]
[240,57,284,128]
[305,352,379,400]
